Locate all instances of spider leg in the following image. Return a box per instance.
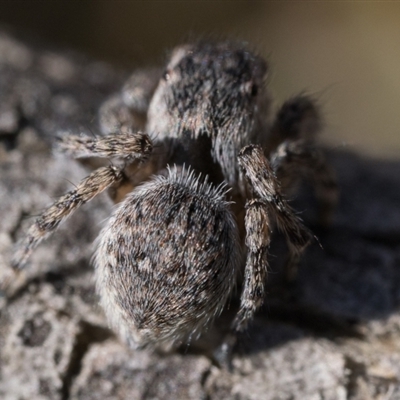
[270,94,321,149]
[56,131,153,161]
[268,94,338,226]
[271,140,338,228]
[99,68,162,134]
[233,199,270,331]
[238,145,312,281]
[215,199,271,370]
[12,165,124,269]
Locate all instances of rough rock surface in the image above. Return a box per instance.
[1,31,400,400]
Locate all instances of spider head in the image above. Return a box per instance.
[147,41,269,188]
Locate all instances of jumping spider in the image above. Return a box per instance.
[12,41,338,360]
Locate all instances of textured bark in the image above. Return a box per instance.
[1,30,400,400]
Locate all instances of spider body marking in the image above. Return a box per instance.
[12,41,338,354]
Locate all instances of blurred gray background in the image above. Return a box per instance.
[1,1,399,159]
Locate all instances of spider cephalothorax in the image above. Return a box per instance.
[12,40,338,356]
[147,41,268,189]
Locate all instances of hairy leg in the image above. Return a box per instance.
[215,145,312,369]
[238,144,311,280]
[57,131,152,161]
[232,199,270,332]
[271,140,339,227]
[268,94,338,226]
[270,94,321,149]
[12,165,124,269]
[99,68,161,135]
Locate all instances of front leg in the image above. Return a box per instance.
[99,68,162,135]
[215,146,311,369]
[270,94,321,148]
[57,131,152,161]
[215,199,270,369]
[232,199,270,332]
[238,144,312,281]
[271,140,338,227]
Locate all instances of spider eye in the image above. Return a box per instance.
[162,70,171,81]
[250,83,258,97]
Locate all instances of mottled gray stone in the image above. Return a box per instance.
[0,284,81,400]
[70,341,210,400]
[207,339,347,400]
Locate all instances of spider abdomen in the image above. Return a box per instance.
[94,168,240,348]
